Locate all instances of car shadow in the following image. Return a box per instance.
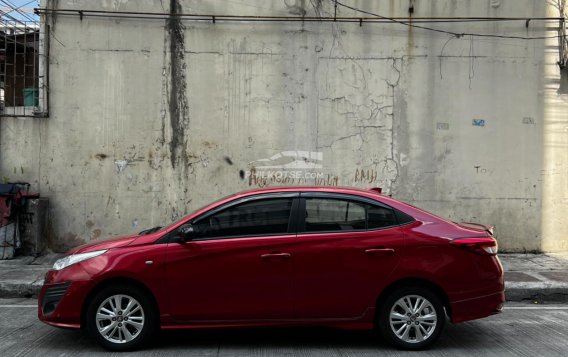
[42,320,495,355]
[156,327,380,349]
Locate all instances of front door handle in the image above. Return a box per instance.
[365,248,395,255]
[260,252,291,259]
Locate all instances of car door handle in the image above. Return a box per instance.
[365,248,395,255]
[260,252,291,259]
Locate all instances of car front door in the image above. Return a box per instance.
[293,193,405,319]
[163,194,299,322]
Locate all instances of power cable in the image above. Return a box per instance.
[1,0,36,22]
[33,8,562,23]
[335,1,562,40]
[0,9,29,27]
[2,0,36,16]
[31,5,566,41]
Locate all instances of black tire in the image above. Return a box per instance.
[378,286,445,350]
[86,285,157,351]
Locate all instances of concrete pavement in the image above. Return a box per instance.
[0,253,567,302]
[501,253,568,302]
[0,254,61,298]
[1,298,567,355]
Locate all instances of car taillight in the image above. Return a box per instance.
[449,237,498,255]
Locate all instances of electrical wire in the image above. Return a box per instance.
[10,0,36,21]
[33,8,562,23]
[0,9,29,27]
[335,1,562,40]
[0,0,34,23]
[30,4,566,41]
[1,0,36,22]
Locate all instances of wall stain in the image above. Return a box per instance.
[91,229,102,240]
[285,0,307,16]
[167,0,190,169]
[57,233,85,252]
[46,0,59,32]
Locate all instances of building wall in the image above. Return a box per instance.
[1,0,565,252]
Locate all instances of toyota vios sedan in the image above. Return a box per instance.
[39,186,504,351]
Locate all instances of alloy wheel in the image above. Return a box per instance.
[388,294,437,344]
[95,294,145,344]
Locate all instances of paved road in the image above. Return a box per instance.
[1,299,567,356]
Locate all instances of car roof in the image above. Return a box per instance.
[233,186,381,197]
[231,186,401,207]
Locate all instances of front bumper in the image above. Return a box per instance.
[37,269,94,329]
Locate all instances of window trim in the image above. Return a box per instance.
[299,192,392,209]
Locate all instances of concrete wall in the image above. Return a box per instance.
[542,2,568,252]
[0,0,565,252]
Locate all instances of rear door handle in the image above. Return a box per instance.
[365,248,395,255]
[260,252,291,259]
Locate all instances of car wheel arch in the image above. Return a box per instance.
[374,278,452,325]
[80,277,160,329]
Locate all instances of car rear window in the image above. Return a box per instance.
[367,205,398,229]
[301,198,403,232]
[304,198,367,232]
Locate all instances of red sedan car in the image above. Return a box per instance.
[39,186,504,351]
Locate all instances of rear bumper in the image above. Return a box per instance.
[450,290,505,323]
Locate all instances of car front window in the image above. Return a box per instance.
[192,198,294,240]
[139,193,238,235]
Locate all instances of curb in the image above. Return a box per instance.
[0,282,42,299]
[505,283,568,303]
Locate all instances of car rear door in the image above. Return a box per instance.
[292,193,405,319]
[163,193,299,321]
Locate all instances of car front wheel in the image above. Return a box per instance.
[378,287,445,350]
[86,285,156,351]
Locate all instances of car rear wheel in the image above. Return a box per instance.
[378,287,445,350]
[86,285,156,351]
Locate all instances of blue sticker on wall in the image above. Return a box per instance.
[472,119,485,127]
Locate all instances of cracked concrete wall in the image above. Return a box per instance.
[0,0,564,252]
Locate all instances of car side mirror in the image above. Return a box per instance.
[176,224,195,242]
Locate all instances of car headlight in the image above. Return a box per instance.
[53,249,108,271]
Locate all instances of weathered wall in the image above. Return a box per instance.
[1,0,565,252]
[541,2,568,252]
